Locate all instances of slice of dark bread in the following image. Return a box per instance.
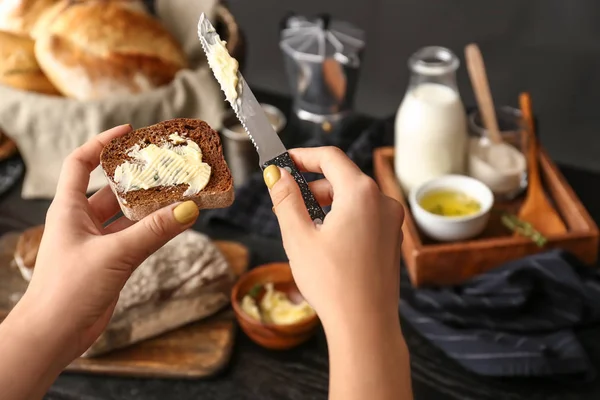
[100,118,234,221]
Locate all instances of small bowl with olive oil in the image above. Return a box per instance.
[409,175,494,242]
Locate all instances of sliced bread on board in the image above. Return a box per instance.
[100,118,234,221]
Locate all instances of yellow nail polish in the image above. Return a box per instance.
[173,201,199,224]
[263,165,281,189]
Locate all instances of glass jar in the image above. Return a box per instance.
[394,46,468,195]
[467,106,528,201]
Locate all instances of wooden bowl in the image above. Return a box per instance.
[231,263,319,350]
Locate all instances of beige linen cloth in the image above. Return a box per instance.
[0,0,225,199]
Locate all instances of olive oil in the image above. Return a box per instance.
[419,190,481,217]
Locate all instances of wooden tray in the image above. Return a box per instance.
[374,146,599,287]
[0,239,249,379]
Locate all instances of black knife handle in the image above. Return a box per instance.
[262,152,326,224]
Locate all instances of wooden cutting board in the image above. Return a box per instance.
[0,237,249,379]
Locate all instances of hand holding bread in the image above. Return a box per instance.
[10,124,203,369]
[100,118,234,221]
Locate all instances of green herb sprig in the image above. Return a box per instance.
[500,212,547,247]
[248,284,262,299]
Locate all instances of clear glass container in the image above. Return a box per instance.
[467,106,528,201]
[394,46,468,196]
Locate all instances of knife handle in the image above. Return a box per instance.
[262,152,326,224]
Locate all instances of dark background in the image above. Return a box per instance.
[226,0,600,173]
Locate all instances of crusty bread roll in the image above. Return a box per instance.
[13,225,44,281]
[0,0,146,38]
[11,224,236,357]
[0,0,59,37]
[30,0,147,40]
[0,30,60,95]
[34,1,188,100]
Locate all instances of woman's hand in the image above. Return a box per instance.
[263,146,412,400]
[28,124,201,359]
[0,124,200,399]
[264,147,404,326]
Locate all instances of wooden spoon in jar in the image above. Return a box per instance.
[465,43,503,144]
[517,92,566,236]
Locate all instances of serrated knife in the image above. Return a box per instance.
[198,13,326,224]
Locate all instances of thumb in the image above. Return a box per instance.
[264,165,312,236]
[113,200,199,265]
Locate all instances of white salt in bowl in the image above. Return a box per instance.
[409,175,494,242]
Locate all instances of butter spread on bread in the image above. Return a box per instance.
[114,133,212,196]
[101,119,234,221]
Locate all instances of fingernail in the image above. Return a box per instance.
[263,165,281,189]
[173,201,199,224]
[121,123,133,130]
[272,206,276,215]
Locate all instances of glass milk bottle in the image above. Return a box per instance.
[394,46,468,195]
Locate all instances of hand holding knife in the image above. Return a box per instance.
[198,13,326,223]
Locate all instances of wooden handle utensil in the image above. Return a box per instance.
[465,43,503,144]
[517,92,567,236]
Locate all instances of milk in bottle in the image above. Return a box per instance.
[394,46,468,195]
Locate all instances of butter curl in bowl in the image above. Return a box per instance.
[231,263,319,350]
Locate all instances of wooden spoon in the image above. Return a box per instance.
[465,43,503,144]
[517,92,567,236]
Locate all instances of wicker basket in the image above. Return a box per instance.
[0,2,245,162]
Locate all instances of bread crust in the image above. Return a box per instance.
[0,0,59,37]
[100,119,234,221]
[0,0,147,38]
[0,30,60,95]
[14,225,44,281]
[33,0,187,100]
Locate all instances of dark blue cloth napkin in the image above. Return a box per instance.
[400,249,600,378]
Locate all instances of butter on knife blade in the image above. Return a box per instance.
[198,12,327,224]
[197,14,239,103]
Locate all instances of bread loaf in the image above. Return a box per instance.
[0,0,59,37]
[0,30,60,95]
[100,118,234,221]
[84,230,235,357]
[13,225,44,281]
[11,225,236,357]
[30,0,148,39]
[0,0,146,38]
[33,1,187,100]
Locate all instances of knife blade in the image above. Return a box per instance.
[198,13,326,223]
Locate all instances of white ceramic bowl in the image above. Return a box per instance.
[409,175,494,242]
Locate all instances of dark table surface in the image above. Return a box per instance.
[2,91,600,400]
